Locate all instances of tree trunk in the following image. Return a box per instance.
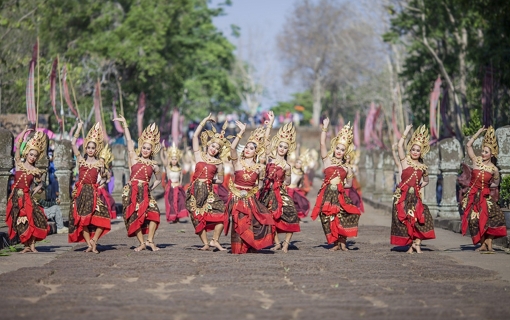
[312,77,322,127]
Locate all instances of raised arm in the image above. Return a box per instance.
[320,117,330,160]
[230,121,246,162]
[263,111,275,154]
[398,124,413,161]
[193,114,213,152]
[71,120,84,162]
[113,115,136,166]
[466,127,486,163]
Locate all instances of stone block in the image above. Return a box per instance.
[53,140,74,220]
[0,129,13,228]
[496,126,510,177]
[438,138,463,219]
[423,145,440,217]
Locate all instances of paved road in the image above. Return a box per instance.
[1,197,509,319]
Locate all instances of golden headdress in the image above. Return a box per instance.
[22,131,48,161]
[482,126,498,158]
[166,142,183,161]
[297,149,310,167]
[137,123,161,155]
[270,123,297,155]
[85,122,104,156]
[200,121,233,158]
[245,127,267,156]
[330,122,354,158]
[99,144,114,167]
[406,125,430,157]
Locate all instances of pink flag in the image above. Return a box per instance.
[363,102,377,149]
[137,92,146,138]
[353,111,360,148]
[171,108,180,144]
[62,65,79,118]
[430,76,442,140]
[25,42,38,125]
[371,105,385,149]
[93,81,108,140]
[112,97,124,134]
[49,58,62,126]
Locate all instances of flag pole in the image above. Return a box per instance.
[57,55,65,140]
[116,77,125,117]
[35,37,40,129]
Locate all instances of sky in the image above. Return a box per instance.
[209,0,300,110]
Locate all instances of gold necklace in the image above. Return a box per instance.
[292,167,303,175]
[201,151,222,165]
[329,155,344,167]
[240,158,259,181]
[272,157,286,169]
[405,156,427,171]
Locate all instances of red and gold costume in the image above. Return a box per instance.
[311,166,361,243]
[186,161,227,234]
[260,162,301,233]
[228,170,274,254]
[287,167,310,219]
[98,145,116,219]
[69,160,111,242]
[69,123,111,243]
[6,161,49,244]
[461,132,507,246]
[163,143,188,223]
[122,159,161,237]
[390,160,435,246]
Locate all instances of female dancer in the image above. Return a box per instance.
[6,129,49,253]
[287,152,311,219]
[186,114,230,251]
[345,150,364,213]
[98,145,117,219]
[311,119,361,251]
[461,126,507,252]
[69,122,111,253]
[161,142,188,223]
[259,112,301,253]
[113,117,161,251]
[390,125,435,253]
[227,123,274,254]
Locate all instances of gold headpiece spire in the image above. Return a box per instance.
[137,123,161,155]
[22,131,48,161]
[245,127,266,156]
[406,125,430,157]
[166,142,182,161]
[200,121,232,158]
[482,126,498,158]
[271,123,296,155]
[85,122,104,156]
[99,144,114,167]
[330,122,354,158]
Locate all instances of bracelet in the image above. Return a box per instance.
[123,123,128,128]
[73,134,80,139]
[237,133,243,139]
[321,126,328,132]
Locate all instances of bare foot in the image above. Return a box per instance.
[20,247,32,254]
[282,241,290,253]
[339,242,348,252]
[412,243,423,253]
[30,247,38,253]
[406,246,414,254]
[475,244,488,252]
[271,243,282,251]
[209,239,227,251]
[84,245,92,253]
[199,244,210,251]
[90,239,100,254]
[329,244,340,251]
[146,240,160,252]
[134,243,146,252]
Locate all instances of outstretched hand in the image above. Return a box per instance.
[322,117,330,129]
[235,120,246,133]
[112,115,126,123]
[403,124,413,136]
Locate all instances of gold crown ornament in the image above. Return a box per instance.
[330,122,354,158]
[406,125,430,157]
[482,126,498,158]
[85,122,105,156]
[270,123,297,155]
[166,142,183,161]
[297,149,310,167]
[200,121,233,158]
[22,131,48,161]
[245,127,267,156]
[99,144,114,167]
[136,123,161,155]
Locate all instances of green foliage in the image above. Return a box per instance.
[462,109,482,136]
[0,0,241,137]
[499,175,510,209]
[271,91,313,124]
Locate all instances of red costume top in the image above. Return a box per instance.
[130,162,154,183]
[394,166,425,224]
[192,162,217,182]
[461,169,495,238]
[311,166,361,220]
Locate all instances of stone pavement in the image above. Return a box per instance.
[1,201,510,319]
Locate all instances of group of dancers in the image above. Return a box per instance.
[5,111,507,254]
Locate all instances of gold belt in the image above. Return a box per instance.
[228,180,258,199]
